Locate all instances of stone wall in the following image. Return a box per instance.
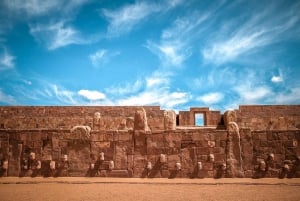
[236,105,300,130]
[0,105,300,178]
[0,128,299,178]
[0,106,165,131]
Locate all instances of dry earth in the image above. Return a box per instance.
[1,178,300,201]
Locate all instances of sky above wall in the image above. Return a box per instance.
[0,0,300,112]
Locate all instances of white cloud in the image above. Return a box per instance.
[30,21,86,50]
[89,49,119,67]
[197,92,224,105]
[145,40,191,67]
[274,87,300,104]
[4,0,59,16]
[115,72,190,109]
[103,1,159,36]
[145,12,209,67]
[271,69,284,83]
[117,89,189,109]
[102,0,183,36]
[4,0,90,17]
[78,89,106,101]
[106,80,143,95]
[146,75,169,88]
[0,48,15,70]
[235,85,273,103]
[51,84,77,104]
[0,89,17,104]
[271,75,283,83]
[202,3,300,64]
[89,49,106,66]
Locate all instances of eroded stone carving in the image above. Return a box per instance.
[134,107,150,131]
[93,112,101,130]
[226,122,244,177]
[118,117,134,130]
[70,125,91,139]
[164,110,176,130]
[224,110,237,128]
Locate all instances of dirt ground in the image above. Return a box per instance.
[1,182,300,201]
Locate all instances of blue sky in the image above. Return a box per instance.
[0,0,300,112]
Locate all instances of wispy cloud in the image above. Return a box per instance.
[4,0,90,17]
[50,84,77,104]
[103,1,158,36]
[197,92,224,105]
[235,84,273,104]
[89,49,119,67]
[274,87,300,104]
[105,80,143,95]
[4,0,60,16]
[0,89,17,105]
[0,48,15,70]
[145,12,209,67]
[30,21,88,50]
[202,2,300,64]
[78,89,106,101]
[102,0,183,36]
[145,41,191,67]
[271,69,284,83]
[114,72,190,109]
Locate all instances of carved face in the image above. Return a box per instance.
[63,155,68,162]
[109,160,114,170]
[30,152,35,160]
[197,162,203,170]
[209,154,215,162]
[269,153,275,161]
[221,163,226,171]
[260,160,266,171]
[90,163,95,170]
[160,154,166,163]
[147,162,152,170]
[176,162,181,170]
[94,112,101,122]
[99,152,105,161]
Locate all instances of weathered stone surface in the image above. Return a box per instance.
[134,107,150,132]
[0,105,300,178]
[164,110,176,130]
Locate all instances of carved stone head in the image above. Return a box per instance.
[94,112,101,123]
[259,160,266,171]
[176,162,182,171]
[197,162,203,170]
[147,161,152,170]
[209,154,215,162]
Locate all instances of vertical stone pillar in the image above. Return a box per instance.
[225,111,244,177]
[164,110,176,130]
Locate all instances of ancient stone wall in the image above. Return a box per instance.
[236,105,300,130]
[0,128,299,178]
[0,106,165,131]
[0,105,300,178]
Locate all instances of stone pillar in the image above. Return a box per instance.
[164,110,176,130]
[133,107,150,132]
[225,110,244,177]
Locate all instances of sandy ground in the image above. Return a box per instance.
[1,178,300,201]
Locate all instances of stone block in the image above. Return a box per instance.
[167,155,180,169]
[134,155,147,168]
[118,132,132,141]
[90,133,103,141]
[31,132,41,141]
[244,170,253,178]
[196,147,209,155]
